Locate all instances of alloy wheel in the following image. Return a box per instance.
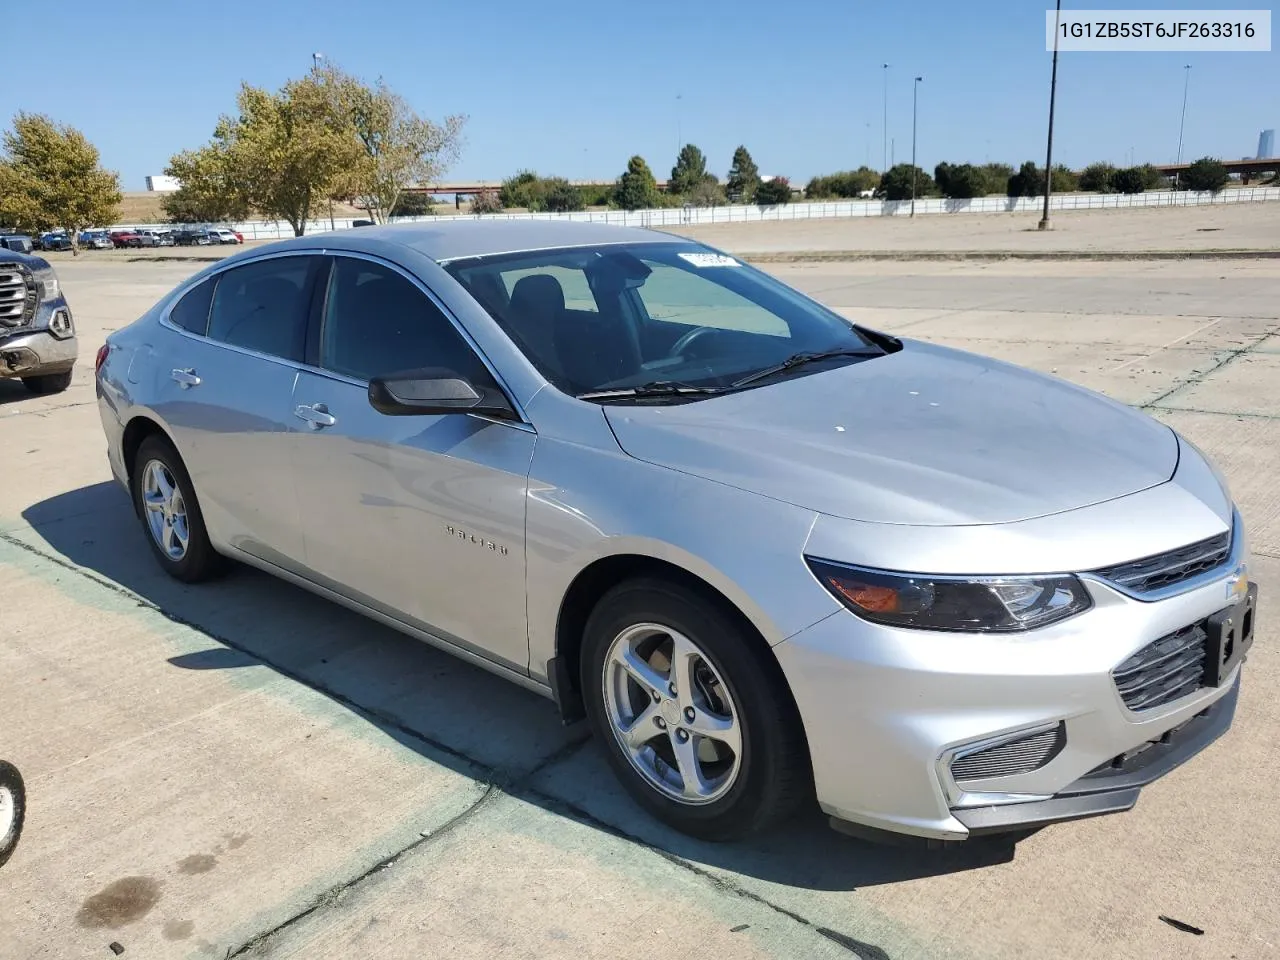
[141,459,190,561]
[602,622,743,805]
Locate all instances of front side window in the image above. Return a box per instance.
[207,256,315,361]
[445,242,886,399]
[319,256,484,383]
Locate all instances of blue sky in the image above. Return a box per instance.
[5,0,1276,189]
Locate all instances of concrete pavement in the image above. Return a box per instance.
[0,245,1277,959]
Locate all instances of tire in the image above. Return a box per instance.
[581,578,811,841]
[0,760,26,869]
[130,434,225,583]
[22,370,73,394]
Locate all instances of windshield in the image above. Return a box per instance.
[444,242,888,399]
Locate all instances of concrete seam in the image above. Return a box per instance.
[1141,332,1279,410]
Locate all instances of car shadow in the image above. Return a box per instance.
[21,481,1023,898]
[0,379,35,406]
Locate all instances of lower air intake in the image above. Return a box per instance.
[951,723,1066,783]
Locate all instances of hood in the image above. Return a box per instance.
[604,341,1178,526]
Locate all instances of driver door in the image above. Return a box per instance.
[288,254,535,674]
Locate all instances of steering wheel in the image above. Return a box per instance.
[668,326,721,359]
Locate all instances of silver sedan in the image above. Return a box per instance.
[96,221,1256,843]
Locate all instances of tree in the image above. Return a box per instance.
[669,143,708,196]
[684,175,726,207]
[933,162,987,199]
[1050,164,1078,193]
[389,191,436,217]
[469,190,503,214]
[725,145,760,202]
[879,164,935,201]
[0,113,121,253]
[977,163,1013,196]
[500,170,543,210]
[1111,166,1148,194]
[174,81,358,237]
[542,177,584,212]
[805,168,879,199]
[1079,162,1116,193]
[162,147,250,223]
[1006,161,1042,198]
[317,64,465,225]
[615,156,659,210]
[755,176,793,205]
[1182,157,1229,192]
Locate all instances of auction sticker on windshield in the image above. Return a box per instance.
[678,252,741,268]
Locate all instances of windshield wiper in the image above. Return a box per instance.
[576,381,725,402]
[730,347,883,389]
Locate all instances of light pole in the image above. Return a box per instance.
[881,63,890,172]
[1039,0,1062,230]
[1175,64,1192,189]
[311,51,323,72]
[910,76,923,216]
[675,93,683,158]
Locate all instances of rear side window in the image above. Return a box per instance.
[169,277,216,335]
[208,256,315,361]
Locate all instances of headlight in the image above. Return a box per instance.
[806,559,1092,633]
[31,265,60,300]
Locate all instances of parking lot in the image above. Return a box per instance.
[2,233,1278,959]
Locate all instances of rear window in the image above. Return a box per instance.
[169,277,215,335]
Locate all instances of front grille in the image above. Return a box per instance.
[1092,531,1231,596]
[951,723,1066,782]
[0,263,36,328]
[1112,621,1208,711]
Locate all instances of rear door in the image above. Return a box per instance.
[150,253,324,568]
[288,253,535,672]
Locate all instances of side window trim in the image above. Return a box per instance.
[310,251,529,425]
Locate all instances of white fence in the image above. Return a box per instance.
[116,186,1280,242]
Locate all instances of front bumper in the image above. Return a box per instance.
[0,324,77,379]
[776,565,1255,842]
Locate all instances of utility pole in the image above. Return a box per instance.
[911,77,923,216]
[1039,0,1062,230]
[881,63,890,172]
[1175,64,1192,189]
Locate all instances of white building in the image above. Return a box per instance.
[145,175,182,193]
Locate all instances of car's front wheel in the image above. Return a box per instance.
[130,434,225,583]
[581,578,811,841]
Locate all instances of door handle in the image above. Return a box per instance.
[294,402,337,429]
[170,368,201,388]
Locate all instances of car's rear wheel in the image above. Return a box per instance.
[0,760,26,868]
[581,578,811,841]
[131,435,225,583]
[22,370,73,394]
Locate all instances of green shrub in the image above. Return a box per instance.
[755,176,794,205]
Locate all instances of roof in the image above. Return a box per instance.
[283,219,681,263]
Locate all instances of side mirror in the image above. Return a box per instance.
[368,368,518,420]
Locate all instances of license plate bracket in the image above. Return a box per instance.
[1204,582,1258,687]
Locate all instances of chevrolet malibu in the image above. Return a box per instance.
[95,221,1256,843]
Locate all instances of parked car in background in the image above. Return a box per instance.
[110,230,142,249]
[95,221,1256,845]
[1,248,76,393]
[211,228,241,245]
[37,232,73,252]
[172,227,214,246]
[138,229,176,248]
[79,230,114,250]
[0,234,34,254]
